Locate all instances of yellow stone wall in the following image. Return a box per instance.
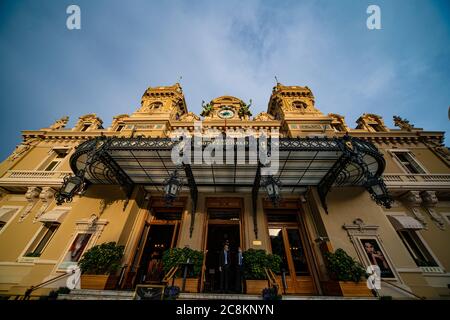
[0,83,448,299]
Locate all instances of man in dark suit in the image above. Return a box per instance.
[235,246,244,293]
[219,243,230,293]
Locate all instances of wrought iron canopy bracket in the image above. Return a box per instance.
[317,135,392,213]
[99,151,135,199]
[251,163,262,239]
[70,136,135,199]
[317,153,351,214]
[183,163,198,238]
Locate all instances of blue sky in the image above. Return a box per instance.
[0,0,449,161]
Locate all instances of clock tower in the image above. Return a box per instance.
[267,83,334,137]
[200,96,251,121]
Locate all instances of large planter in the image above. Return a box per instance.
[339,281,373,297]
[245,280,268,295]
[322,280,372,297]
[80,274,118,290]
[173,278,200,293]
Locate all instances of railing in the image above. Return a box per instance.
[383,173,450,188]
[17,269,77,300]
[0,170,72,186]
[116,265,128,289]
[162,266,179,286]
[380,279,425,300]
[420,266,445,274]
[264,268,279,290]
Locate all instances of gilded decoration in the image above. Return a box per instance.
[49,116,69,130]
[393,116,415,131]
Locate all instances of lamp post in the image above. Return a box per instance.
[262,175,282,207]
[163,170,183,206]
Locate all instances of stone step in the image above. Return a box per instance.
[179,293,262,300]
[68,289,135,297]
[282,295,377,300]
[57,289,378,300]
[57,289,135,300]
[179,293,376,300]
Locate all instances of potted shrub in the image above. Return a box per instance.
[162,247,203,293]
[243,249,282,295]
[324,248,372,297]
[78,242,124,290]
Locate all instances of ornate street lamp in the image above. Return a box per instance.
[163,170,183,206]
[55,170,86,205]
[365,174,393,209]
[262,175,282,207]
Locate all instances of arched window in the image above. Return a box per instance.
[292,101,307,110]
[151,102,163,110]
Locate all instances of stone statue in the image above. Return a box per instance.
[200,100,213,117]
[49,116,69,130]
[393,115,414,131]
[238,99,252,119]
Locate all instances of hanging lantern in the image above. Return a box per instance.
[55,170,86,205]
[164,170,183,206]
[262,175,282,207]
[365,174,393,209]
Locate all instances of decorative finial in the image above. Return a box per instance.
[49,116,69,130]
[393,115,414,131]
[274,76,279,84]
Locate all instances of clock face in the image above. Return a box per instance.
[218,108,235,119]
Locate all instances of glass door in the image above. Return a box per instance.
[286,228,310,276]
[268,228,289,275]
[268,225,313,294]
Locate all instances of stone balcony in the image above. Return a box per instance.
[383,173,450,192]
[0,170,72,188]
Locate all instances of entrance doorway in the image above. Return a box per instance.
[122,197,185,289]
[204,224,240,293]
[266,211,317,295]
[136,224,179,284]
[203,208,242,293]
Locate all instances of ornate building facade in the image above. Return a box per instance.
[0,83,449,299]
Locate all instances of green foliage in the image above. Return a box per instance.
[324,248,366,283]
[242,249,282,280]
[78,242,124,275]
[162,247,204,278]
